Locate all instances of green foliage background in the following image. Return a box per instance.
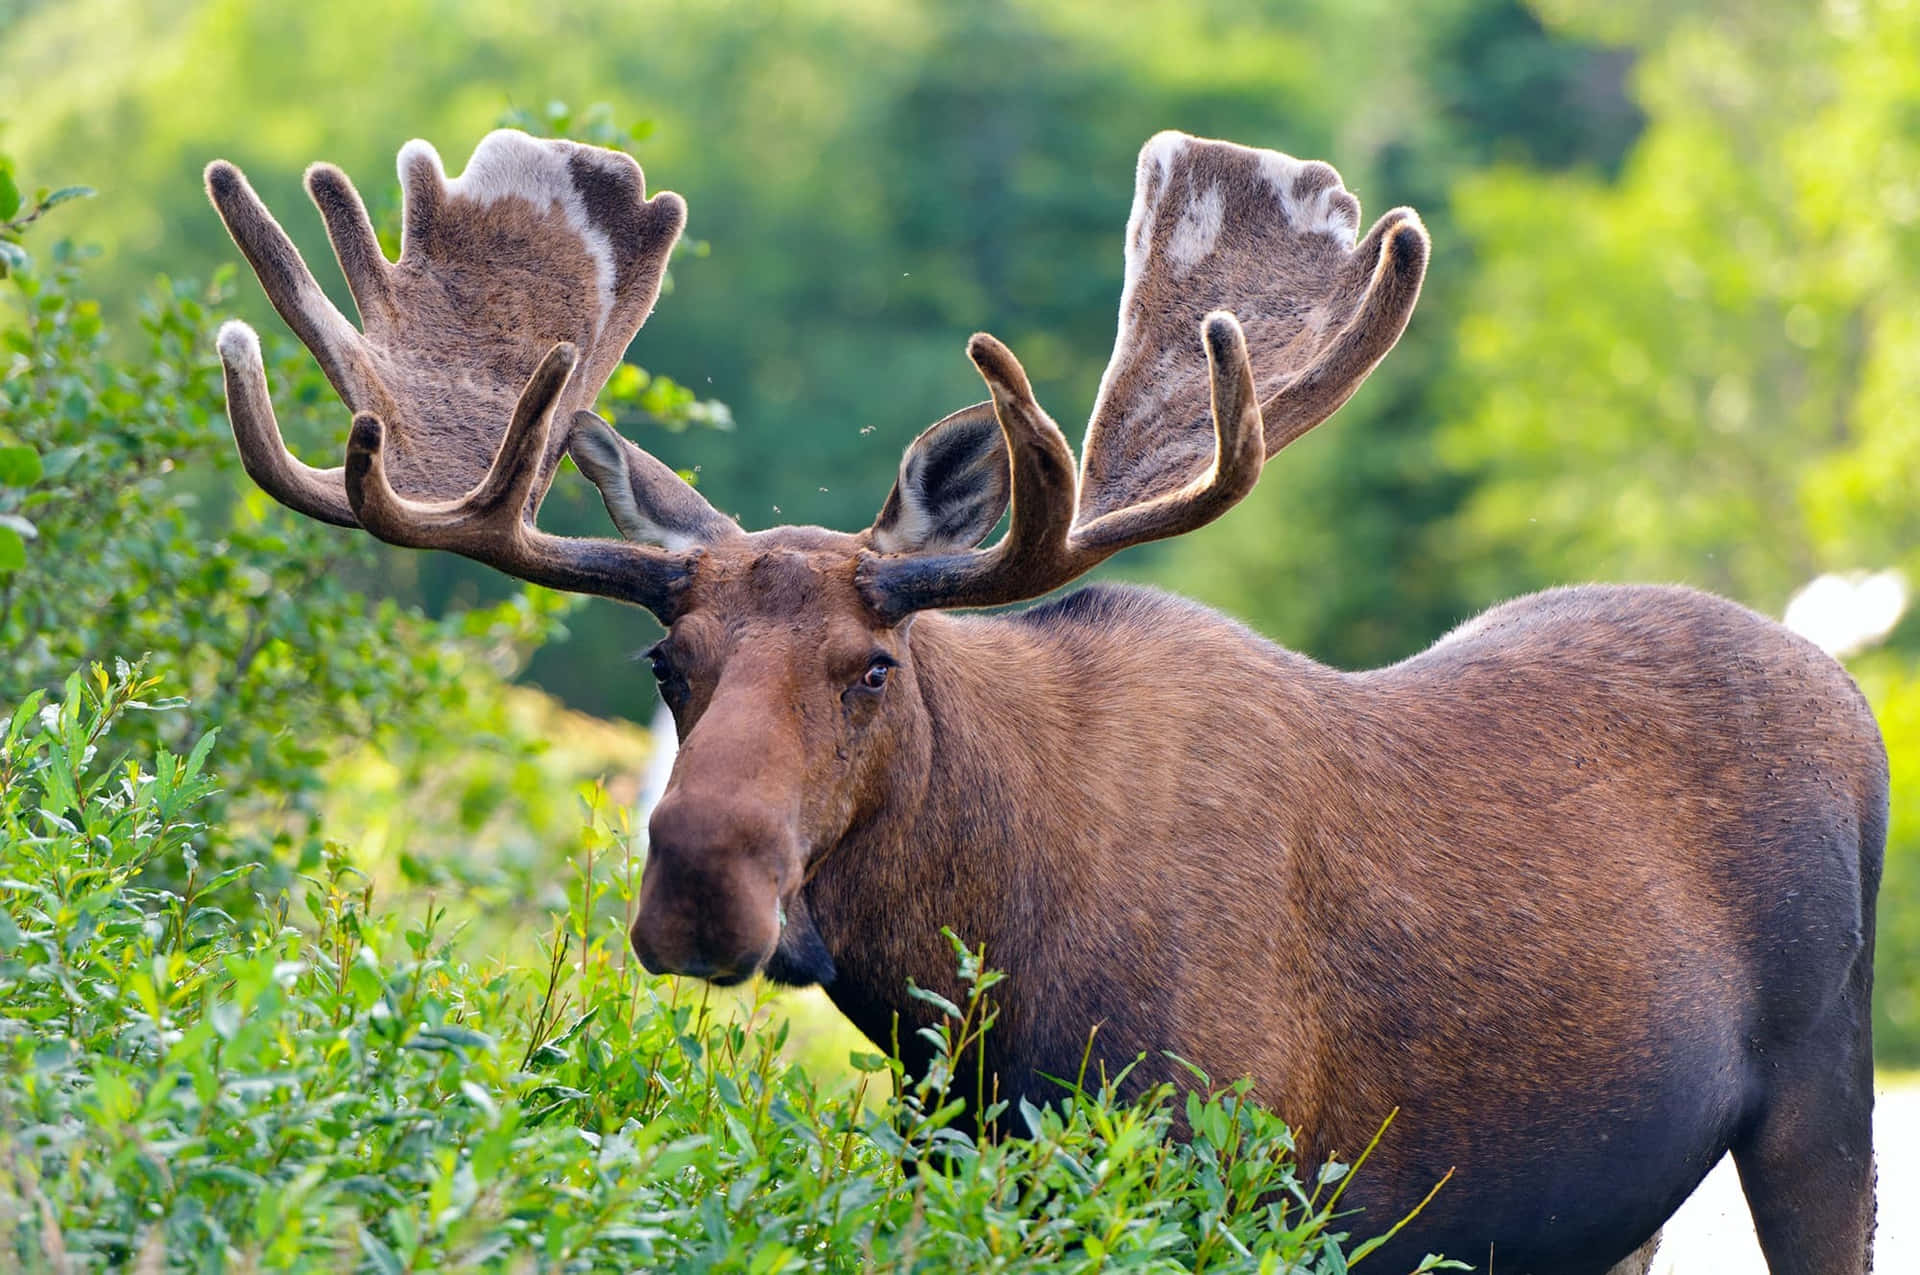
[0,0,1916,1263]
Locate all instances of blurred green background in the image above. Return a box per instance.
[3,0,1917,1060]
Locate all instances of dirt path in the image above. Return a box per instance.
[1652,1077,1915,1272]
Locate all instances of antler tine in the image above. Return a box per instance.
[205,160,370,407]
[1261,208,1428,452]
[304,162,393,324]
[858,334,1079,619]
[345,342,697,612]
[396,139,447,267]
[216,320,358,527]
[1071,311,1265,557]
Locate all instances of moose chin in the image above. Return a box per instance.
[205,126,1883,1275]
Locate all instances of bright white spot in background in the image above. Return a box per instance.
[639,702,677,821]
[1782,569,1908,659]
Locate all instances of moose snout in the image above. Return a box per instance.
[631,795,794,985]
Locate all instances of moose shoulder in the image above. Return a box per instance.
[205,128,1884,1275]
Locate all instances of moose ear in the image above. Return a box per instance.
[869,402,1010,554]
[568,411,741,549]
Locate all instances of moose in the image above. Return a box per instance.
[204,128,1884,1274]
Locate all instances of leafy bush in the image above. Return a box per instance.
[0,142,585,903]
[0,668,1448,1273]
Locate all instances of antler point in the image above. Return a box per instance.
[204,160,242,199]
[347,413,385,454]
[1392,215,1429,243]
[966,335,1035,408]
[1202,311,1243,349]
[302,161,346,191]
[214,320,260,365]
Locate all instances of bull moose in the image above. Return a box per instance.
[204,127,1885,1274]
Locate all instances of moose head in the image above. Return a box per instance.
[206,129,1426,986]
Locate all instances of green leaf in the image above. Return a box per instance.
[0,523,23,571]
[905,982,962,1020]
[0,445,41,487]
[0,164,18,220]
[185,1164,266,1191]
[358,1230,404,1275]
[182,727,218,782]
[39,185,94,211]
[0,239,27,276]
[420,1023,494,1051]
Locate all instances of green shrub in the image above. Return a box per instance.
[0,667,1451,1273]
[0,142,585,905]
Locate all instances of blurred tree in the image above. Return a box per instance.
[1441,0,1918,607]
[1433,0,1920,1059]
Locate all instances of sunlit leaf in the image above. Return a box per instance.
[0,444,42,487]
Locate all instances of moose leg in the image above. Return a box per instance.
[1601,1229,1660,1275]
[1731,1001,1877,1274]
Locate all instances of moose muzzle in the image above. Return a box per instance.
[631,793,794,985]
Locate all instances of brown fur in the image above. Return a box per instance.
[211,130,1883,1274]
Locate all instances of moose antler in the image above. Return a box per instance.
[207,130,738,613]
[860,131,1428,617]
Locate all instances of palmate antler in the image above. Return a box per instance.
[859,131,1428,618]
[207,131,738,612]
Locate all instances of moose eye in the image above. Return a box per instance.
[859,659,893,692]
[644,642,673,683]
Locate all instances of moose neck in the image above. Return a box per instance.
[798,606,1068,1085]
[797,588,1342,1117]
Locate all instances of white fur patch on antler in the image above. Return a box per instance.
[1257,151,1361,247]
[1165,181,1224,273]
[400,133,620,329]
